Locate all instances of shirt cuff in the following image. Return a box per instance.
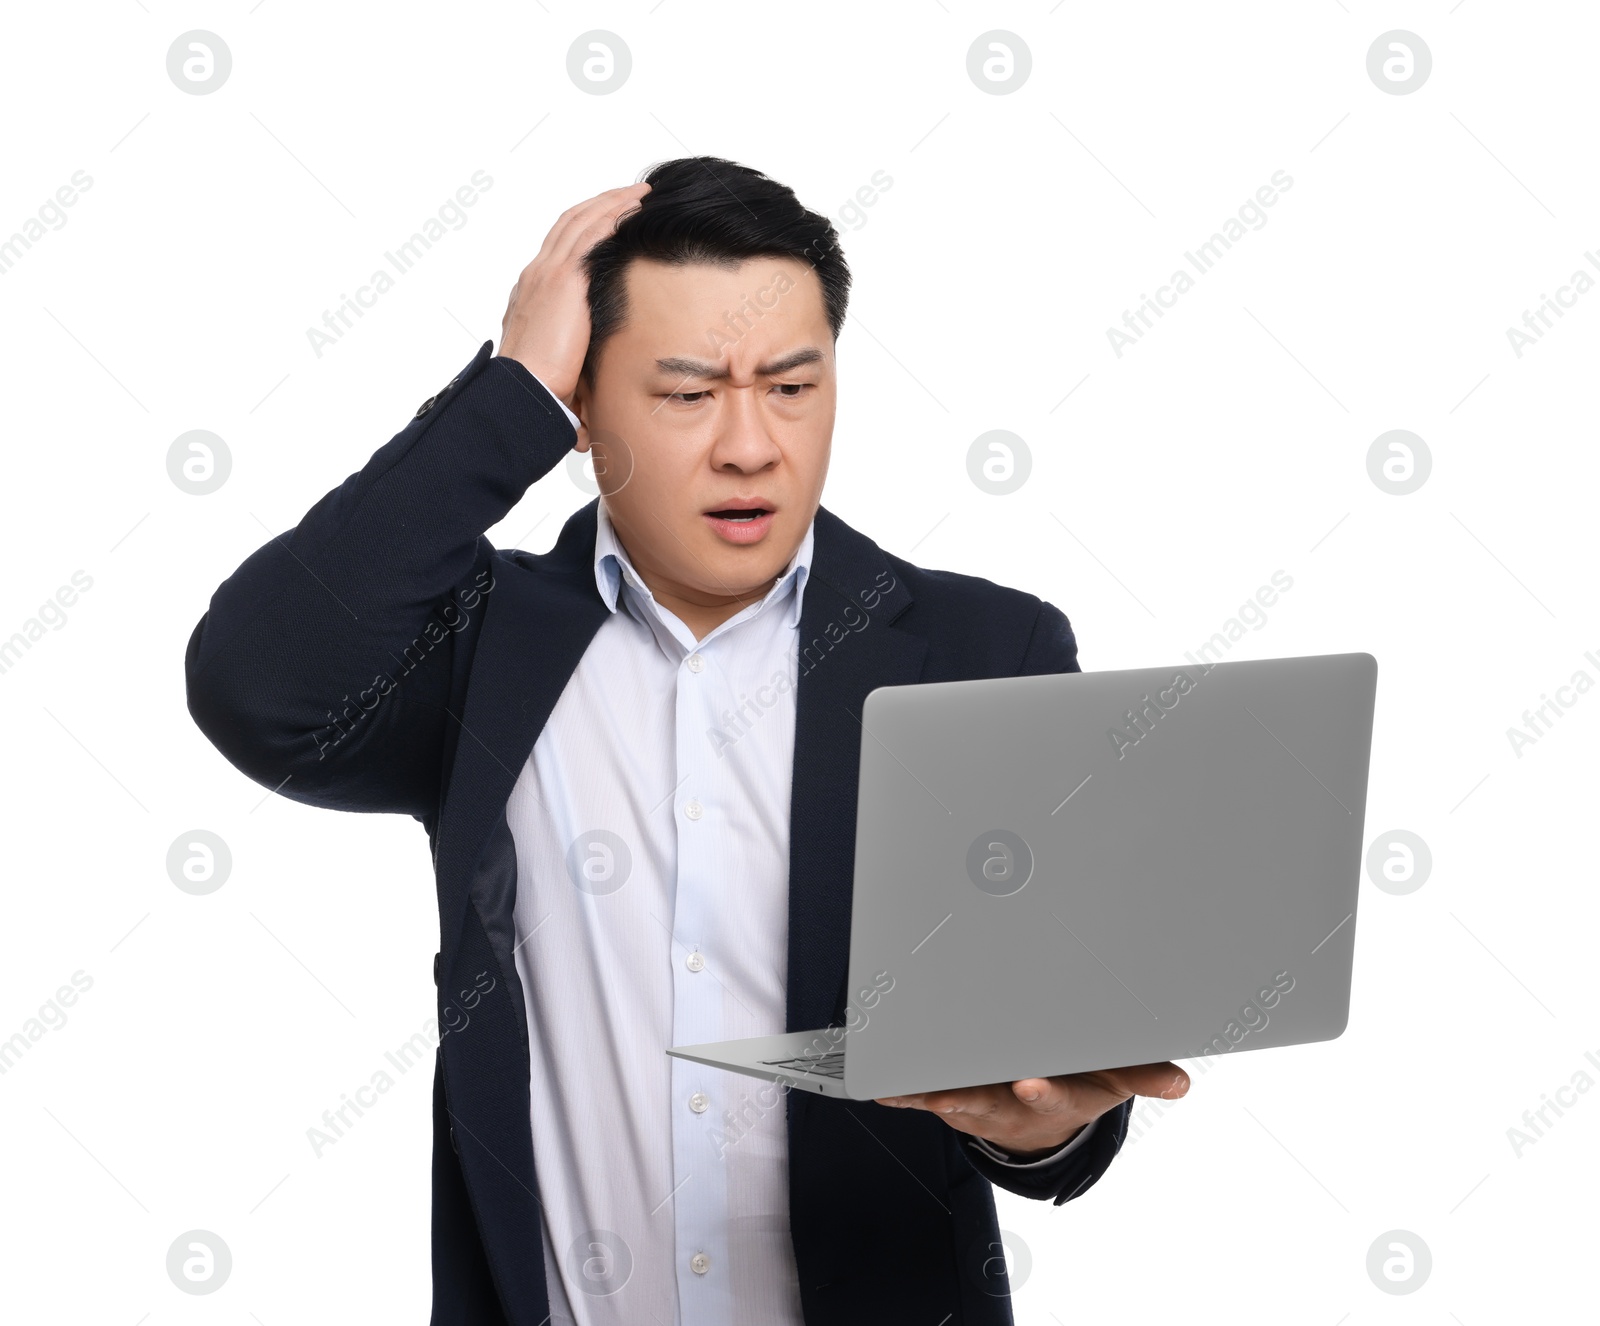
[966,1115,1100,1168]
[526,369,582,434]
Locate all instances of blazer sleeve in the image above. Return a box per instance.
[953,595,1136,1202]
[183,341,575,820]
[957,1098,1133,1204]
[1017,597,1082,678]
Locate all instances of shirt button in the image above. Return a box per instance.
[686,950,705,972]
[687,653,705,673]
[684,799,703,821]
[690,1252,711,1275]
[689,1091,710,1114]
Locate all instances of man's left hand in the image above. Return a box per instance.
[875,1060,1190,1160]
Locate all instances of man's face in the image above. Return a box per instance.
[571,256,835,613]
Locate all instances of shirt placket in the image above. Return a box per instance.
[666,627,735,1326]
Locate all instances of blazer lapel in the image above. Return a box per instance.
[786,506,928,1034]
[435,498,610,972]
[429,499,611,1326]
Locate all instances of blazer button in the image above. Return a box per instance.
[414,395,437,418]
[433,952,441,987]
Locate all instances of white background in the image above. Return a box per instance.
[1,2,1594,1321]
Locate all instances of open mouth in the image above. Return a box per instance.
[702,504,777,543]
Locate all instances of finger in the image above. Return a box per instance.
[902,1085,1015,1123]
[875,1089,974,1112]
[521,182,652,303]
[921,1087,1032,1141]
[544,182,652,266]
[559,194,649,264]
[939,1086,1012,1127]
[1010,1078,1061,1109]
[1085,1061,1191,1101]
[528,187,640,267]
[546,183,649,235]
[1011,1076,1100,1123]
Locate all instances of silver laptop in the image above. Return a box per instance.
[667,652,1378,1101]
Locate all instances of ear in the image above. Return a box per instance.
[569,377,592,453]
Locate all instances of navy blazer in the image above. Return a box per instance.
[184,338,1133,1325]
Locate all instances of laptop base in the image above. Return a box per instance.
[666,1030,855,1099]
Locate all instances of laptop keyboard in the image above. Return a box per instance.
[757,1052,845,1080]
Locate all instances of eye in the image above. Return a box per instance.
[666,383,813,404]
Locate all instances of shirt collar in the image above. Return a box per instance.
[593,499,814,632]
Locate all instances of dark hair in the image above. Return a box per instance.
[579,156,851,387]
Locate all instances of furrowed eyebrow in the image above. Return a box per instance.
[654,346,825,380]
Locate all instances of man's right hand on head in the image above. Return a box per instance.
[496,181,651,419]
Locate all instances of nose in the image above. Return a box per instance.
[708,384,783,473]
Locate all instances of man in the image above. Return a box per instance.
[185,156,1188,1325]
